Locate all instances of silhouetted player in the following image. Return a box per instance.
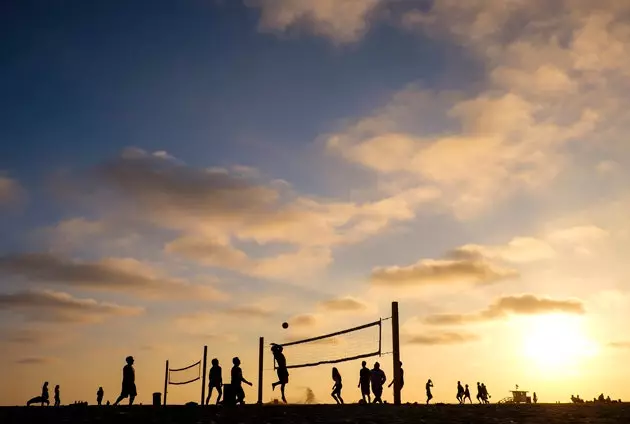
[27,381,50,406]
[426,379,434,404]
[114,356,136,406]
[331,367,344,404]
[481,383,490,403]
[533,392,538,404]
[206,358,223,405]
[271,344,288,403]
[54,385,60,406]
[97,387,104,406]
[476,382,482,403]
[370,362,386,403]
[231,357,252,405]
[358,361,371,403]
[388,361,404,391]
[463,384,472,403]
[456,381,464,404]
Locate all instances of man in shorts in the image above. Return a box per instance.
[357,361,371,403]
[114,356,136,405]
[271,345,289,403]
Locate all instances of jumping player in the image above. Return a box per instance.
[271,344,289,403]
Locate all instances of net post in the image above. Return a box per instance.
[163,360,169,406]
[201,345,208,405]
[378,319,382,356]
[258,336,264,404]
[392,301,401,405]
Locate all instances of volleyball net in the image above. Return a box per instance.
[272,320,383,369]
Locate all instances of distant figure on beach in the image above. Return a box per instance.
[426,379,434,405]
[206,358,223,405]
[476,382,482,403]
[271,345,289,403]
[358,361,371,403]
[114,356,136,406]
[231,357,253,405]
[463,384,472,403]
[388,361,404,391]
[533,392,537,404]
[97,387,104,405]
[456,381,464,404]
[370,362,386,403]
[331,367,344,404]
[54,385,60,406]
[27,381,50,406]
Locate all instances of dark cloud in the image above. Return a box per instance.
[0,253,226,301]
[0,290,143,323]
[319,297,367,311]
[407,331,480,345]
[371,257,518,287]
[423,294,586,325]
[15,357,58,365]
[0,175,26,207]
[0,328,51,344]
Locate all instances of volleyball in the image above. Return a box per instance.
[282,322,289,329]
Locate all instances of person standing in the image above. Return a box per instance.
[27,382,50,406]
[358,361,371,403]
[114,356,136,406]
[388,361,404,392]
[97,387,104,406]
[331,367,344,404]
[54,385,60,406]
[533,392,538,404]
[206,358,223,405]
[426,379,434,405]
[370,362,386,403]
[231,357,253,405]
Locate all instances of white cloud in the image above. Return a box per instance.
[454,237,556,263]
[245,0,382,44]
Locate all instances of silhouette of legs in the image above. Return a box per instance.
[331,386,343,404]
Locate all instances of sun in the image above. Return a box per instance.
[521,314,598,374]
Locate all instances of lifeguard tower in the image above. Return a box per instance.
[498,385,532,404]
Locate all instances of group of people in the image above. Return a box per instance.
[204,356,253,405]
[27,382,107,407]
[453,381,491,404]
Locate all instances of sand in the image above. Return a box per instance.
[2,403,630,424]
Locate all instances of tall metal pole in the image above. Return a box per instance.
[258,337,264,404]
[201,345,208,405]
[392,301,401,405]
[163,360,169,406]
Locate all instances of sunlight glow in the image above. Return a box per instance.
[521,315,599,374]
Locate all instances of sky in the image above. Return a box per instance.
[1,0,630,406]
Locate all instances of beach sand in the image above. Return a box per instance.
[1,403,629,424]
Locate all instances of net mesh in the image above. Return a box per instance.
[273,320,382,369]
[168,360,201,385]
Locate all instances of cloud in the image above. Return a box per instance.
[245,0,382,44]
[289,314,318,327]
[371,256,518,287]
[406,331,480,345]
[318,297,367,312]
[224,305,275,318]
[0,290,143,323]
[61,149,438,275]
[15,357,58,365]
[423,294,586,325]
[0,175,25,207]
[608,341,630,349]
[0,253,227,301]
[0,328,52,344]
[547,226,610,244]
[453,237,555,263]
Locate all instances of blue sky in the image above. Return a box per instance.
[2,0,630,406]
